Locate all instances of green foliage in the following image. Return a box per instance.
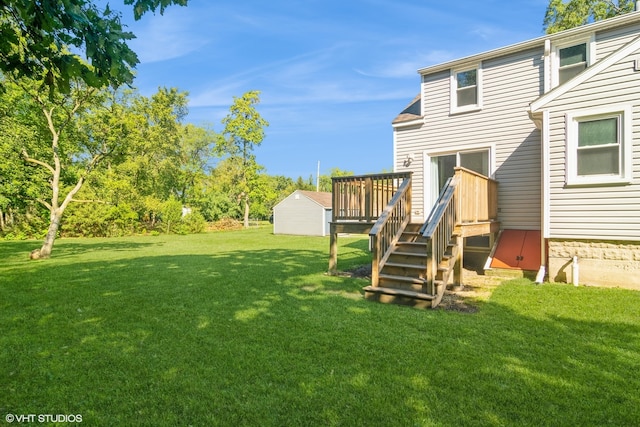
[319,167,354,192]
[544,0,635,33]
[219,91,269,156]
[218,91,270,227]
[0,81,53,214]
[0,73,361,239]
[0,0,187,95]
[0,208,48,240]
[62,202,139,237]
[174,210,206,234]
[160,195,183,234]
[196,189,240,222]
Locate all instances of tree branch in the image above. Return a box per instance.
[22,149,55,175]
[36,198,52,211]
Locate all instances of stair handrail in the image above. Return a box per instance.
[420,175,459,291]
[369,175,412,287]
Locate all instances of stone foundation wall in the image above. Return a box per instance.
[548,239,640,289]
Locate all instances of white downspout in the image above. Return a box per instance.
[535,109,551,284]
[572,256,580,286]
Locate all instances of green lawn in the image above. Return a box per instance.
[1,227,639,426]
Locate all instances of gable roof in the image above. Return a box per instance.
[294,190,333,208]
[528,33,640,117]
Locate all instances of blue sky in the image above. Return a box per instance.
[115,0,550,179]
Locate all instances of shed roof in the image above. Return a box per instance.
[296,190,332,208]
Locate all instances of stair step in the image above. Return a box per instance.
[378,273,426,285]
[400,231,426,240]
[404,224,423,232]
[391,250,427,257]
[394,242,427,254]
[363,286,436,301]
[397,241,426,246]
[384,261,424,270]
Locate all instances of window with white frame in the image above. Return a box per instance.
[553,35,595,87]
[559,43,587,83]
[451,65,482,113]
[566,106,632,185]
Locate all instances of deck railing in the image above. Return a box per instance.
[332,172,412,222]
[331,168,497,287]
[369,176,412,286]
[420,175,458,293]
[456,167,498,223]
[419,167,498,290]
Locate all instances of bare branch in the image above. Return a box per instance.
[22,149,55,175]
[36,198,52,211]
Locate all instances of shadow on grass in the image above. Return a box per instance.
[1,239,639,426]
[0,238,159,262]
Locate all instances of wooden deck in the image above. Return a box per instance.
[329,168,499,308]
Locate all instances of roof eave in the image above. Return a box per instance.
[418,11,640,76]
[392,117,424,128]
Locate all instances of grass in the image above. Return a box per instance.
[1,227,639,426]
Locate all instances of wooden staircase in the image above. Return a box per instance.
[329,167,498,309]
[364,224,458,308]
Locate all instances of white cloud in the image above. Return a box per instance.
[127,6,212,64]
[354,50,457,78]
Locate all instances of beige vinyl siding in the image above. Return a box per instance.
[393,122,426,219]
[543,46,640,240]
[395,48,544,229]
[596,22,640,58]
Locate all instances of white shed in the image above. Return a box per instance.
[273,190,332,236]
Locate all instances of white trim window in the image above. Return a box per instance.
[450,64,482,113]
[552,35,595,87]
[566,106,632,185]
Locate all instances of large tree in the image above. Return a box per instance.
[15,80,128,258]
[0,0,187,95]
[218,91,269,228]
[544,0,636,33]
[0,0,189,256]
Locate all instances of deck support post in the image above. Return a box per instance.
[329,223,338,275]
[453,235,463,287]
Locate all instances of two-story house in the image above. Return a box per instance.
[392,10,640,290]
[329,10,640,307]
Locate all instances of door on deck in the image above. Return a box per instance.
[428,149,492,248]
[429,150,490,205]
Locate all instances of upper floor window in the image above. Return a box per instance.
[552,35,595,88]
[566,106,632,186]
[559,43,587,84]
[451,65,482,114]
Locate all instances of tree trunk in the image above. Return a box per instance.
[243,198,250,228]
[0,207,4,232]
[37,210,63,258]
